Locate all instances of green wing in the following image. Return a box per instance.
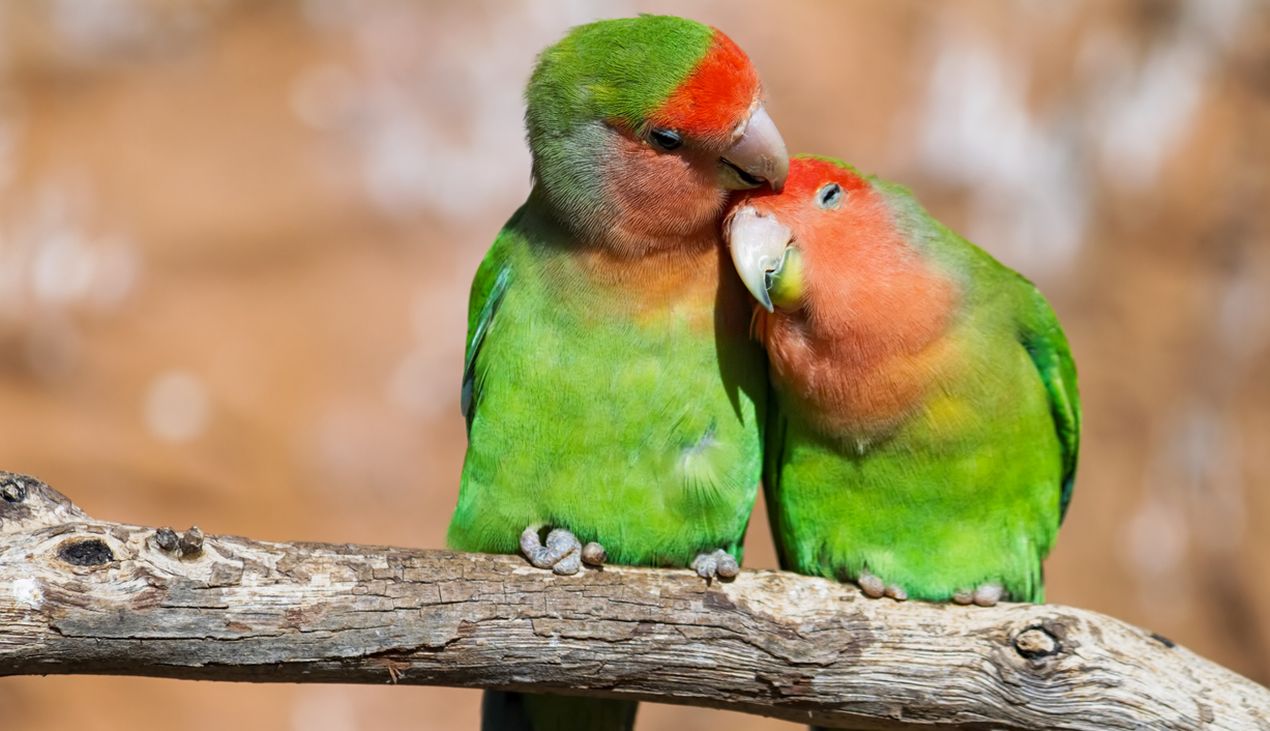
[461,250,513,435]
[1017,286,1081,522]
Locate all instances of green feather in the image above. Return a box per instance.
[1018,288,1081,522]
[462,263,512,432]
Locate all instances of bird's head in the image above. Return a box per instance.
[527,15,788,252]
[724,155,880,314]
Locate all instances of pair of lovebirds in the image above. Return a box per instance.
[447,15,1080,731]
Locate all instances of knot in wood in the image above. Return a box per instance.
[154,527,181,553]
[58,538,116,566]
[179,526,205,557]
[0,477,27,503]
[1013,626,1061,659]
[154,526,204,558]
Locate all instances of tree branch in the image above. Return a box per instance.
[1,472,1266,730]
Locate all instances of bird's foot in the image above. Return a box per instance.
[856,570,907,601]
[519,526,606,575]
[691,549,740,582]
[952,582,1005,607]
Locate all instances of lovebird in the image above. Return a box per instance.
[447,16,788,731]
[726,156,1079,607]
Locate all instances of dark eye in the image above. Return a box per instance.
[649,128,683,151]
[816,182,844,210]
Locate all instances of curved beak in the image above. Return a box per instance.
[726,205,792,312]
[719,105,789,193]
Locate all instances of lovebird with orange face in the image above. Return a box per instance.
[447,16,788,731]
[726,156,1079,608]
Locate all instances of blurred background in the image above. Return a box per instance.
[0,0,1266,728]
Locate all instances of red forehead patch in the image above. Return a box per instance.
[737,157,870,213]
[648,29,760,143]
[782,158,869,198]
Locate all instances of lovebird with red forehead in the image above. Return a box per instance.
[447,16,788,731]
[727,156,1079,610]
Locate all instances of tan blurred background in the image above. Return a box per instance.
[1,1,1266,729]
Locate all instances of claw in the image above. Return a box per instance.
[884,584,908,602]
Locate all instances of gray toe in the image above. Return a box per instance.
[973,583,1004,607]
[715,551,740,579]
[858,572,886,599]
[581,542,607,566]
[519,526,583,572]
[691,549,740,581]
[552,551,582,575]
[692,553,717,579]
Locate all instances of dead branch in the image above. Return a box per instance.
[0,471,1266,730]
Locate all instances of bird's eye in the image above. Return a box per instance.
[816,182,844,210]
[649,128,683,151]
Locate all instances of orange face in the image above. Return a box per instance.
[728,156,954,322]
[725,156,961,434]
[727,157,886,318]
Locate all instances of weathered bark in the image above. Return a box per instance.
[0,471,1266,730]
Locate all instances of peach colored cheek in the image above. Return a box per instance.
[608,134,693,182]
[603,140,718,221]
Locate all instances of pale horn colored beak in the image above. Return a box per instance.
[726,205,792,312]
[719,105,789,193]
